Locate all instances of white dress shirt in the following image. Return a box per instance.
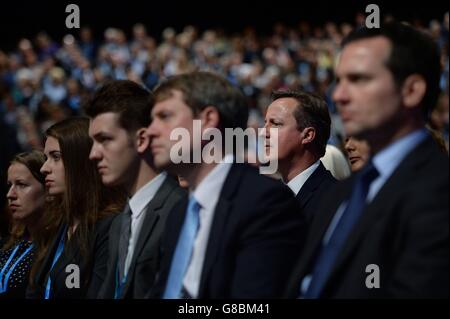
[124,172,167,277]
[287,160,321,196]
[183,155,234,298]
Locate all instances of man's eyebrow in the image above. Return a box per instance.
[92,131,110,139]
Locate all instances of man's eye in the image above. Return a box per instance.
[159,112,171,119]
[349,75,370,83]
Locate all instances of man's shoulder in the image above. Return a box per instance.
[232,163,287,188]
[227,163,296,203]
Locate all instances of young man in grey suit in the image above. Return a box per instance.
[86,80,185,299]
[286,22,448,298]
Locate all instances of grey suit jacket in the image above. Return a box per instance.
[97,175,186,299]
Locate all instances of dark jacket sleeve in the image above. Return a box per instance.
[86,215,115,299]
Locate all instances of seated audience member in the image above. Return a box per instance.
[1,151,46,298]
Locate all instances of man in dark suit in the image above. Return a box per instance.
[286,22,449,298]
[147,72,305,298]
[264,90,336,225]
[85,80,185,299]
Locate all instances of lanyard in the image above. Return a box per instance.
[114,264,127,299]
[44,227,66,299]
[0,243,34,293]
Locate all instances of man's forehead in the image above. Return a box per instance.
[337,37,391,70]
[268,98,298,116]
[153,91,190,114]
[90,112,121,132]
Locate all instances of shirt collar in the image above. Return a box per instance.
[193,154,234,211]
[129,172,167,219]
[372,128,428,179]
[286,160,321,195]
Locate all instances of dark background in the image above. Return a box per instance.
[0,0,448,51]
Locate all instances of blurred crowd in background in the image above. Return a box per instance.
[1,12,448,161]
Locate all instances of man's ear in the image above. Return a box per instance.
[136,127,151,153]
[401,74,427,110]
[200,106,220,130]
[301,127,316,145]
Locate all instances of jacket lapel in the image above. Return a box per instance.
[296,162,334,208]
[198,163,243,298]
[292,178,353,283]
[35,223,66,288]
[121,176,176,296]
[321,137,435,295]
[49,225,78,292]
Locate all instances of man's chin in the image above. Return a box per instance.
[101,175,120,187]
[155,159,183,175]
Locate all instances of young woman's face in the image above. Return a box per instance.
[41,136,66,195]
[7,163,46,222]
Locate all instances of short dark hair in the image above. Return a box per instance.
[153,71,249,130]
[84,80,153,132]
[342,22,441,118]
[272,90,331,157]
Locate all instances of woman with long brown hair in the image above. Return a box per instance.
[1,150,47,298]
[28,117,125,299]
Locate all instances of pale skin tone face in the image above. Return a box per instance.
[147,89,221,188]
[333,37,403,145]
[345,137,371,172]
[264,98,303,161]
[264,97,316,181]
[7,163,46,222]
[334,36,427,154]
[41,136,66,195]
[89,112,142,188]
[147,90,197,174]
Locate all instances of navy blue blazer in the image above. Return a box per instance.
[295,161,337,226]
[150,163,307,299]
[285,136,449,298]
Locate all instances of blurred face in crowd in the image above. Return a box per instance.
[89,112,141,188]
[147,90,196,174]
[41,137,66,195]
[345,137,370,172]
[7,163,46,222]
[333,37,402,141]
[264,97,304,162]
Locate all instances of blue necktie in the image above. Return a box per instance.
[305,160,379,298]
[163,196,201,299]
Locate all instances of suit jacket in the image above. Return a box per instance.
[285,136,449,298]
[150,163,307,299]
[98,175,186,299]
[295,161,337,226]
[27,215,116,299]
